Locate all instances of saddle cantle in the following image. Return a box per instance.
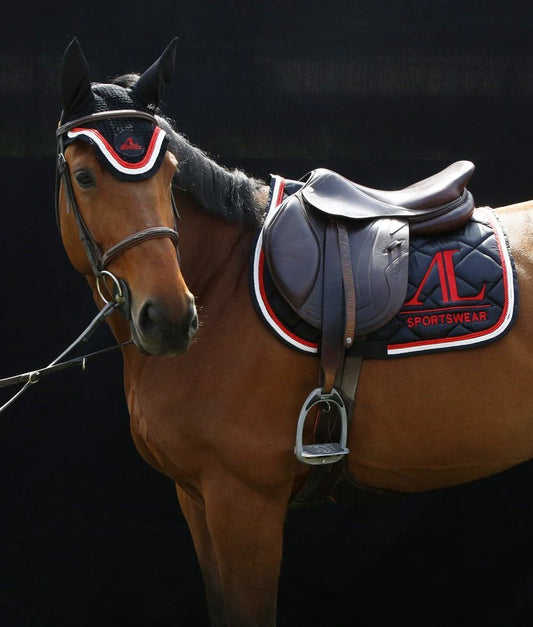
[261,161,475,465]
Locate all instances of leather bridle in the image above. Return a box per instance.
[0,110,182,414]
[55,109,181,312]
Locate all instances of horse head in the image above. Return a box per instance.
[56,38,198,356]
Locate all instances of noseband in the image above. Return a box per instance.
[55,109,181,311]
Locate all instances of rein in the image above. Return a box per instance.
[0,298,131,414]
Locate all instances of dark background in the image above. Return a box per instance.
[1,2,533,625]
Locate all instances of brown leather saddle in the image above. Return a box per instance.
[262,161,475,465]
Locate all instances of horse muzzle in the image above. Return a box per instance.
[130,297,198,356]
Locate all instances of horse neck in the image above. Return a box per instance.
[175,189,267,302]
[84,185,269,377]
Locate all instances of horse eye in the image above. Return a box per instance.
[74,169,96,188]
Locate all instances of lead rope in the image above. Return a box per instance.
[0,299,131,415]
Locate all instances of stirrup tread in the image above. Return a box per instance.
[300,442,349,465]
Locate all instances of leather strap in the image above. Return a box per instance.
[56,109,158,138]
[337,354,363,418]
[337,221,356,347]
[290,354,364,508]
[320,220,345,393]
[56,108,180,278]
[101,226,179,268]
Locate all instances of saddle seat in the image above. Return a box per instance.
[357,160,475,209]
[300,160,475,235]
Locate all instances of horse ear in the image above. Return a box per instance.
[60,38,95,117]
[132,37,178,108]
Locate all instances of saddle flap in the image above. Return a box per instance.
[348,219,410,334]
[263,194,321,313]
[263,193,410,336]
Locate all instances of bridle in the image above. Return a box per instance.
[0,110,182,414]
[55,108,181,311]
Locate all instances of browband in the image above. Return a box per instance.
[56,109,158,138]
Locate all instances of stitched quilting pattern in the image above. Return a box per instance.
[363,207,517,356]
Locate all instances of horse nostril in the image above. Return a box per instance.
[190,312,199,334]
[138,302,163,336]
[138,300,198,339]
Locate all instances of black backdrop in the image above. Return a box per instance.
[1,2,533,626]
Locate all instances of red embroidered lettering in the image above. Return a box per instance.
[120,137,143,151]
[404,308,488,329]
[405,249,487,306]
[405,252,449,306]
[442,250,486,302]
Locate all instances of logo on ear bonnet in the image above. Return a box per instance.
[115,130,144,157]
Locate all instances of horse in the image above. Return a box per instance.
[54,37,533,626]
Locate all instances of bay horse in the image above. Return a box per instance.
[55,37,533,626]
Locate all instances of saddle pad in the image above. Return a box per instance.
[250,175,518,358]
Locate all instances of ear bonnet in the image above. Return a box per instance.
[59,38,177,181]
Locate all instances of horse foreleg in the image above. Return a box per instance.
[176,484,226,626]
[200,475,290,627]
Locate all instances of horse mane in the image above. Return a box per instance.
[111,73,266,227]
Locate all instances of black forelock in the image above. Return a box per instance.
[110,73,140,89]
